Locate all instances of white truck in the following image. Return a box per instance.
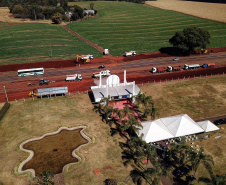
[124,51,136,57]
[93,70,111,78]
[65,74,82,82]
[82,54,93,60]
[184,64,200,70]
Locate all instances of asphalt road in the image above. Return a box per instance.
[1,53,226,83]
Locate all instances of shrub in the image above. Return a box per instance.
[52,12,62,24]
[104,179,117,185]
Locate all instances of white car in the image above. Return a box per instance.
[173,57,180,61]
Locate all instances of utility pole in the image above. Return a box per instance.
[3,85,8,102]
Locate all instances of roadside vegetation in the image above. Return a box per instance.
[68,1,226,56]
[0,75,225,184]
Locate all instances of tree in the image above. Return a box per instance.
[135,92,157,120]
[90,3,94,10]
[169,27,211,54]
[12,4,24,17]
[190,147,214,178]
[60,0,68,11]
[52,12,62,24]
[199,171,226,185]
[31,171,55,185]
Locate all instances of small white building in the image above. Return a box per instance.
[91,70,140,103]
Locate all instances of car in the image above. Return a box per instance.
[173,57,180,61]
[98,65,105,69]
[214,118,226,125]
[173,165,191,178]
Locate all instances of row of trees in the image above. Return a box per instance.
[94,93,226,185]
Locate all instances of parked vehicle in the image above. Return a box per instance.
[173,57,180,61]
[184,64,200,70]
[151,67,167,73]
[98,65,105,69]
[18,67,44,76]
[124,51,136,57]
[93,70,111,78]
[202,63,215,68]
[214,118,226,125]
[76,54,93,63]
[65,74,82,82]
[166,66,182,72]
[29,87,68,98]
[39,79,49,86]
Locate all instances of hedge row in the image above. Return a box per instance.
[0,102,10,122]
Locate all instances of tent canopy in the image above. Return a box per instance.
[137,114,218,143]
[196,120,220,132]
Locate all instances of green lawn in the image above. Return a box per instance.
[68,1,226,56]
[0,22,102,65]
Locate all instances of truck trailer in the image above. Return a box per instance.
[93,70,111,78]
[202,63,215,68]
[65,74,82,82]
[29,87,68,98]
[151,67,167,73]
[166,66,182,72]
[184,64,200,70]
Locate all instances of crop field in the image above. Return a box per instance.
[0,22,102,65]
[68,1,226,56]
[0,75,225,185]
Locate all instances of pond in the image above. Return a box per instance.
[19,126,91,176]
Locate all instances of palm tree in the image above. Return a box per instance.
[198,169,226,185]
[190,147,214,178]
[169,141,192,167]
[134,92,157,120]
[121,104,134,119]
[124,115,143,136]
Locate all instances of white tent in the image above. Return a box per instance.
[137,114,213,143]
[138,120,174,143]
[160,114,204,137]
[196,120,220,132]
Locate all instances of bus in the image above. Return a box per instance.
[17,68,44,76]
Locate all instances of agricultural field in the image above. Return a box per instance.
[146,0,226,24]
[0,22,102,65]
[68,1,226,56]
[0,75,225,185]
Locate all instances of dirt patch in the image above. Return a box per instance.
[146,0,226,23]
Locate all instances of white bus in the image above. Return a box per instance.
[17,68,44,76]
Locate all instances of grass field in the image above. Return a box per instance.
[68,1,226,56]
[0,22,102,65]
[0,75,225,185]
